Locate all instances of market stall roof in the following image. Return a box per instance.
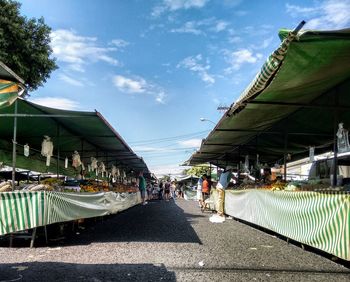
[0,61,24,85]
[0,99,149,174]
[187,28,350,167]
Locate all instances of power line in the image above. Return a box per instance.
[129,130,209,145]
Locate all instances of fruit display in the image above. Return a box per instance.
[112,183,138,193]
[234,179,349,192]
[0,181,12,192]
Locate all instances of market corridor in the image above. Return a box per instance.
[0,199,349,281]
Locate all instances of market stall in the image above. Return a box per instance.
[0,191,141,236]
[187,27,350,261]
[0,62,149,241]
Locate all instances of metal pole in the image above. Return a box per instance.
[332,88,339,187]
[11,100,18,191]
[56,124,60,179]
[283,132,288,181]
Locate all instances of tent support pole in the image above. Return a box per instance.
[11,100,18,191]
[332,88,339,187]
[237,147,240,182]
[56,124,60,179]
[255,135,258,183]
[81,139,84,177]
[283,128,288,181]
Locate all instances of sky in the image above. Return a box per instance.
[18,0,350,176]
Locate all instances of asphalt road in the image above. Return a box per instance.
[0,198,349,281]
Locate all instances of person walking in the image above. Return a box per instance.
[164,180,171,201]
[138,171,147,205]
[158,181,163,200]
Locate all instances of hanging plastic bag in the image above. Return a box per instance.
[337,123,350,153]
[91,157,98,171]
[98,162,106,177]
[244,155,250,173]
[65,157,68,168]
[72,151,82,168]
[111,165,117,177]
[309,146,315,162]
[24,144,30,157]
[41,136,54,166]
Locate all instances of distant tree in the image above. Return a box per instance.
[0,0,57,91]
[184,165,210,177]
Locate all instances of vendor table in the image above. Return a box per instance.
[210,189,349,261]
[0,191,141,237]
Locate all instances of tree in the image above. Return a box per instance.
[0,0,57,91]
[184,164,210,177]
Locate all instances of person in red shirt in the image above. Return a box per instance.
[201,174,210,209]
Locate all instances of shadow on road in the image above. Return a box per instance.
[0,262,176,281]
[0,199,203,247]
[62,199,202,245]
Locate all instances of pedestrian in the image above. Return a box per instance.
[171,181,176,199]
[179,183,184,198]
[158,181,163,200]
[201,174,210,210]
[138,171,147,205]
[164,180,171,201]
[197,176,203,207]
[216,166,234,217]
[146,182,153,201]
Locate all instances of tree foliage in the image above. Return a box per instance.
[0,0,57,91]
[183,164,210,177]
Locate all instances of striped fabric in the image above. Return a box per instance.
[229,32,296,114]
[210,189,349,261]
[0,191,141,236]
[0,79,19,108]
[0,192,45,236]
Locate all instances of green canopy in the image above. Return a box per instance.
[188,28,350,167]
[0,99,149,175]
[0,61,25,108]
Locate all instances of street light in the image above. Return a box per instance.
[200,117,216,125]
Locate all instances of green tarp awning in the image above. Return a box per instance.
[0,99,149,175]
[0,61,25,109]
[188,28,350,167]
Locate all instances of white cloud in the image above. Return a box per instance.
[170,18,229,35]
[151,164,186,178]
[152,0,209,17]
[133,146,168,152]
[112,75,167,103]
[177,54,215,85]
[110,39,130,49]
[285,3,320,16]
[29,97,79,110]
[234,10,248,16]
[224,49,262,73]
[178,138,202,148]
[51,29,120,72]
[171,21,204,35]
[286,0,350,30]
[228,36,242,44]
[251,36,274,50]
[113,75,147,93]
[156,92,166,104]
[58,74,84,87]
[212,20,229,32]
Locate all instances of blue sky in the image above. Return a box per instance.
[19,0,350,176]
